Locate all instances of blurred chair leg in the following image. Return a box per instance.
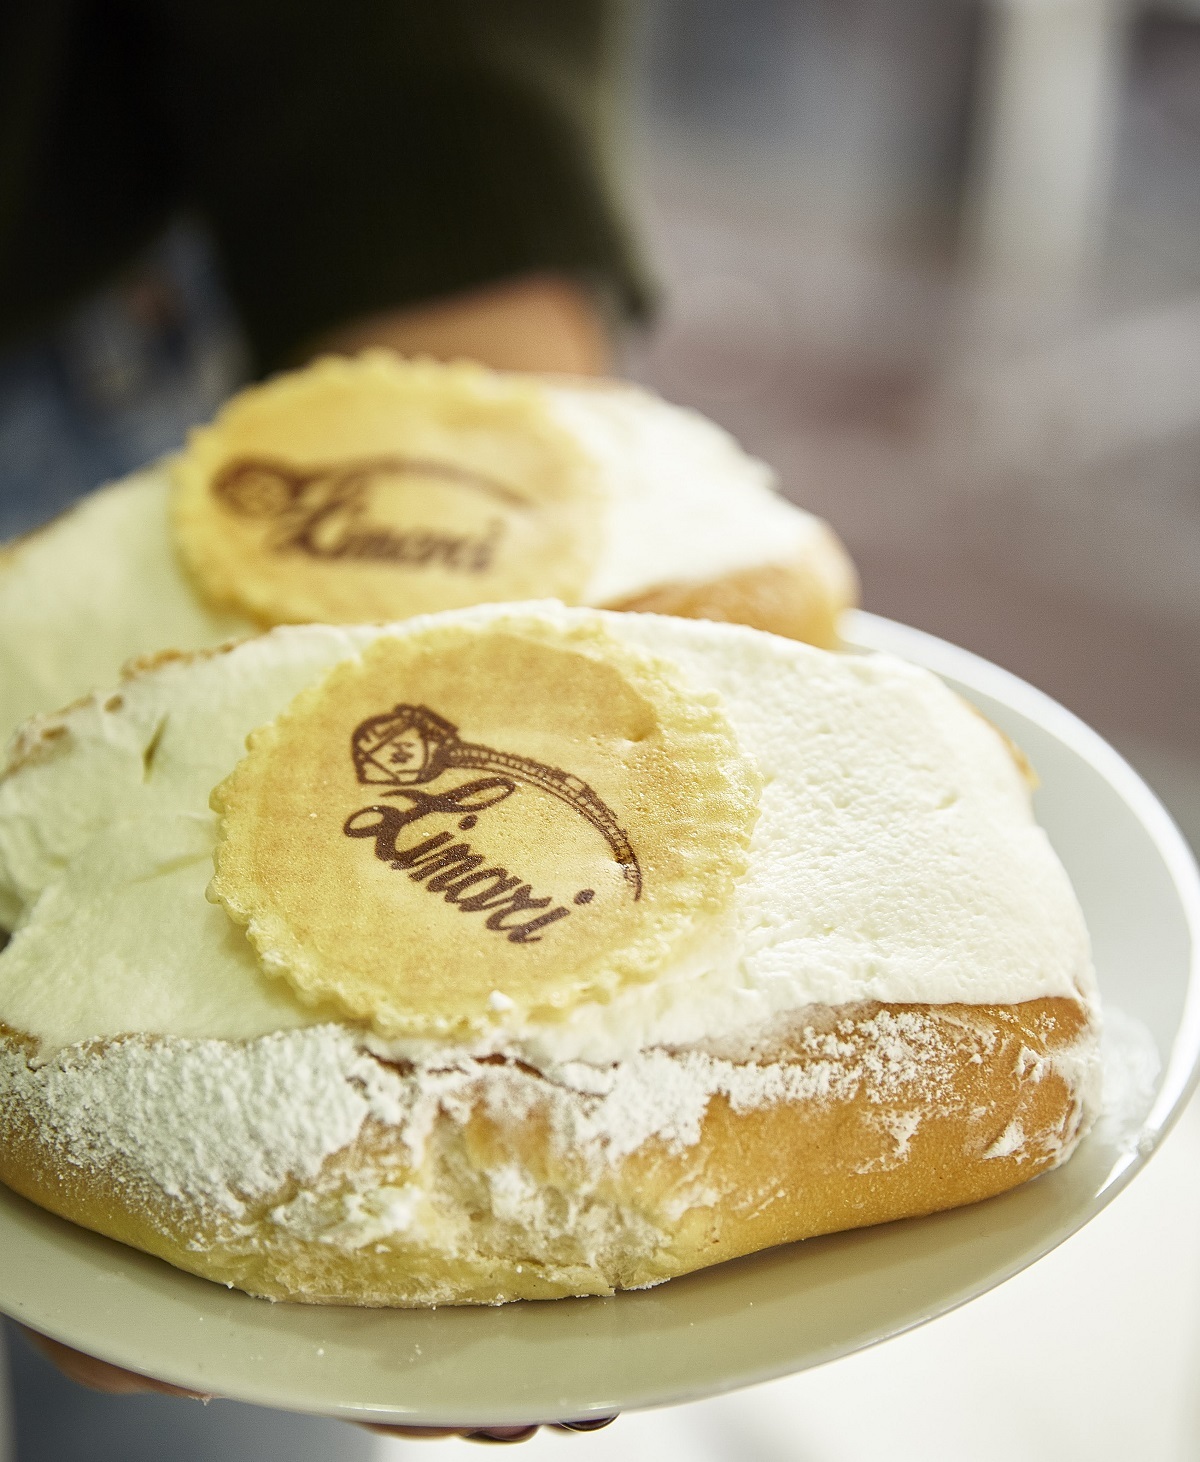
[964,0,1130,285]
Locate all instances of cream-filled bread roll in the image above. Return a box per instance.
[0,606,1099,1305]
[0,356,855,745]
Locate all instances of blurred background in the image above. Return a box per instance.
[3,1,1199,1458]
[626,0,1200,857]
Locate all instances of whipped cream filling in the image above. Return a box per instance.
[0,607,1095,1065]
[0,470,248,740]
[0,381,836,745]
[545,382,831,605]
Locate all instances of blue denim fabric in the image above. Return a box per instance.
[0,223,246,542]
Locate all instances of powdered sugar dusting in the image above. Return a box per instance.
[0,1027,410,1218]
[983,1120,1028,1160]
[1,1003,1098,1252]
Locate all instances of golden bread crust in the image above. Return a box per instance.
[603,528,859,650]
[0,996,1097,1306]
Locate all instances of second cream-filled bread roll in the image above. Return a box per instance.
[0,354,855,742]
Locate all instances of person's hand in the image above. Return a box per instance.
[363,1416,617,1443]
[21,1331,213,1401]
[22,1330,617,1444]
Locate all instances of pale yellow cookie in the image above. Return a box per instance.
[172,354,604,626]
[209,616,761,1039]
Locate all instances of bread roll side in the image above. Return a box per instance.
[0,997,1098,1306]
[603,527,858,650]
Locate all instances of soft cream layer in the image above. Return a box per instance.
[0,471,249,740]
[0,381,836,745]
[544,382,835,606]
[0,608,1094,1061]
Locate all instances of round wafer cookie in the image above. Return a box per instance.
[209,616,762,1039]
[172,354,604,627]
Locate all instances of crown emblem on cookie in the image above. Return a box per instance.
[351,703,642,897]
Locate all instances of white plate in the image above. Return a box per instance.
[2,611,1198,1428]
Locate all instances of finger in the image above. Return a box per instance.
[360,1424,477,1438]
[21,1331,211,1401]
[361,1414,619,1440]
[360,1422,544,1443]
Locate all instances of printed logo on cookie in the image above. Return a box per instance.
[344,703,641,948]
[212,456,529,572]
[171,357,607,627]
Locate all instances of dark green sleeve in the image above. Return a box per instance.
[0,0,655,371]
